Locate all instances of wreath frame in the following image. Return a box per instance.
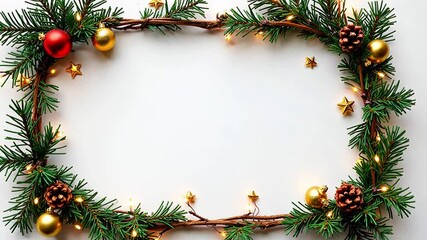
[0,0,415,239]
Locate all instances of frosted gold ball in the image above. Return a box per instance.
[367,39,390,64]
[36,212,63,237]
[305,185,328,209]
[92,27,116,52]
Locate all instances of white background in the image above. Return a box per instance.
[0,0,426,239]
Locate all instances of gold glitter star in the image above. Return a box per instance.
[149,0,164,9]
[248,190,259,202]
[337,97,355,115]
[66,61,82,79]
[185,191,196,204]
[305,56,317,69]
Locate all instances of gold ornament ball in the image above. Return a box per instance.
[92,27,116,52]
[305,185,329,209]
[36,212,63,237]
[367,39,390,64]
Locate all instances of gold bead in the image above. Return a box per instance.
[305,185,329,208]
[367,39,390,64]
[92,27,116,52]
[36,211,63,237]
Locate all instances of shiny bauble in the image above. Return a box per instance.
[43,29,72,58]
[367,39,390,64]
[305,185,329,209]
[36,212,63,237]
[92,27,116,52]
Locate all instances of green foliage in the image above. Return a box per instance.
[224,223,255,240]
[0,0,416,239]
[140,0,207,33]
[282,202,343,238]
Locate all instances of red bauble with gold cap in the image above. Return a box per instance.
[43,29,72,58]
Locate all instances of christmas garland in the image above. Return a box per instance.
[0,0,415,239]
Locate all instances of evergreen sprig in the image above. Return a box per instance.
[140,0,207,33]
[224,223,255,240]
[0,0,416,239]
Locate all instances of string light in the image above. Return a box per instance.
[16,74,32,88]
[75,12,82,22]
[376,134,381,142]
[256,31,264,36]
[379,185,389,192]
[131,229,138,238]
[225,34,232,42]
[286,15,295,21]
[50,68,57,75]
[377,72,386,78]
[356,158,363,165]
[374,155,380,163]
[75,196,84,203]
[326,210,334,219]
[53,131,65,142]
[33,197,40,205]
[73,222,83,231]
[352,87,359,92]
[23,164,34,174]
[220,231,227,238]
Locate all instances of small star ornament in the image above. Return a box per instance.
[185,191,196,204]
[149,0,164,9]
[305,56,317,69]
[337,97,355,115]
[66,62,82,79]
[248,190,259,202]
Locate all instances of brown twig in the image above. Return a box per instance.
[103,18,326,37]
[32,56,51,136]
[148,213,291,232]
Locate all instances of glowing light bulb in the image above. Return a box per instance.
[374,155,380,163]
[221,231,227,238]
[378,72,386,78]
[50,68,57,75]
[380,185,389,192]
[33,197,40,205]
[75,196,84,203]
[352,87,359,92]
[53,131,65,141]
[376,135,381,142]
[225,34,232,42]
[131,229,138,238]
[75,12,82,22]
[356,158,363,165]
[326,210,334,219]
[286,15,295,21]
[74,222,83,231]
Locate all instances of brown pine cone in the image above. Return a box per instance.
[335,183,364,213]
[44,180,73,209]
[339,23,364,53]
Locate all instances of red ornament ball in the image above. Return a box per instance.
[43,29,72,58]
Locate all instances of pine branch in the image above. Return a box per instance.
[371,81,415,117]
[363,1,396,42]
[282,202,324,237]
[224,223,255,240]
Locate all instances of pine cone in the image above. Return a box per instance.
[335,183,364,213]
[44,180,73,209]
[339,23,364,53]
